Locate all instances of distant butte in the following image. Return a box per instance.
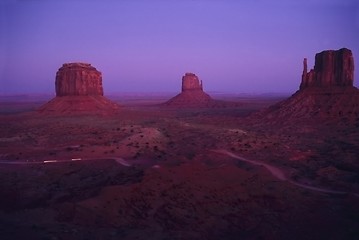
[38,63,120,114]
[164,73,213,107]
[181,72,204,92]
[251,48,359,125]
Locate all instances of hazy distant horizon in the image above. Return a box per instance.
[0,89,294,97]
[1,0,358,94]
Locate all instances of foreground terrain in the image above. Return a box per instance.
[0,93,358,240]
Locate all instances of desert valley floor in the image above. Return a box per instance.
[0,93,358,240]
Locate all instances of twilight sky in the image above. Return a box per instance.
[0,0,358,94]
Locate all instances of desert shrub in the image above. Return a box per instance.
[244,143,252,148]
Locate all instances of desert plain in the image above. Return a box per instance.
[0,91,358,240]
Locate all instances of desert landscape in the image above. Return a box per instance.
[0,48,359,240]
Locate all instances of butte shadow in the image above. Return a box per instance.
[163,72,241,109]
[38,63,120,115]
[251,48,359,126]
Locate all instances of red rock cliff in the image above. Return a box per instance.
[55,63,104,96]
[181,73,203,92]
[300,48,354,89]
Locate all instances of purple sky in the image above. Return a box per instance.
[0,0,358,95]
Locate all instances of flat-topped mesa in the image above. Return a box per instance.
[182,73,203,92]
[38,62,120,115]
[300,48,354,90]
[55,62,104,96]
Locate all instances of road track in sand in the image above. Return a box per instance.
[212,149,359,197]
[0,157,132,167]
[1,150,358,197]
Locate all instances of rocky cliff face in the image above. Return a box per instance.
[39,62,120,115]
[182,73,203,92]
[300,48,354,89]
[251,48,359,126]
[55,63,104,96]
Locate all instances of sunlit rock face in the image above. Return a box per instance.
[165,73,213,107]
[55,63,104,96]
[300,48,354,90]
[38,63,120,115]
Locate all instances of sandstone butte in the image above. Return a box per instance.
[164,73,214,107]
[300,48,354,89]
[38,63,120,114]
[252,48,359,125]
[55,62,104,96]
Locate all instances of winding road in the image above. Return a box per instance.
[212,149,359,197]
[1,150,358,197]
[0,157,132,167]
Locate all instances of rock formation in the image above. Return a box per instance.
[38,62,120,114]
[164,73,213,107]
[300,48,354,89]
[251,48,359,125]
[55,63,104,96]
[181,73,203,92]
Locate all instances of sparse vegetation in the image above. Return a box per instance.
[0,94,358,240]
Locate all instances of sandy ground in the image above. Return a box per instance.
[0,93,358,239]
